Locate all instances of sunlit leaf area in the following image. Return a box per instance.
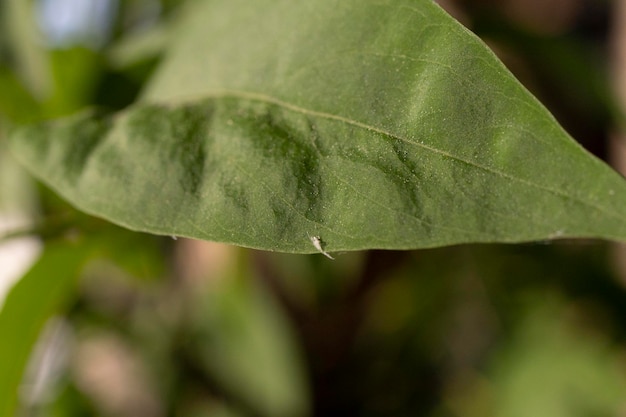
[2,0,626,416]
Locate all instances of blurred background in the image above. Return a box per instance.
[2,0,626,416]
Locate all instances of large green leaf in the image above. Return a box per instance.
[9,0,626,254]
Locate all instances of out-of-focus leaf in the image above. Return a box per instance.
[0,240,94,417]
[0,140,41,310]
[0,140,37,217]
[2,0,51,97]
[94,229,165,281]
[490,296,626,417]
[0,66,40,123]
[43,47,102,118]
[106,23,169,70]
[9,0,626,253]
[190,262,310,417]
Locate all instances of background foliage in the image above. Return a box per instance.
[2,0,626,416]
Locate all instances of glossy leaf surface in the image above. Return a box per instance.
[9,0,626,253]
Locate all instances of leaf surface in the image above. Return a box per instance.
[9,0,626,253]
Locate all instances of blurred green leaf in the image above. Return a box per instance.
[490,296,626,417]
[2,0,51,98]
[9,0,626,253]
[0,240,94,417]
[190,259,310,417]
[42,47,102,118]
[0,140,37,217]
[49,382,98,417]
[95,229,165,281]
[0,66,40,124]
[106,22,169,70]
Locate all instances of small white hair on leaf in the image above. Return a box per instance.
[310,236,334,260]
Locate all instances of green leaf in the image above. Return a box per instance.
[0,241,93,417]
[106,22,170,70]
[490,296,626,417]
[9,0,626,253]
[190,261,310,417]
[0,66,41,123]
[0,140,37,217]
[2,0,51,98]
[42,47,103,118]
